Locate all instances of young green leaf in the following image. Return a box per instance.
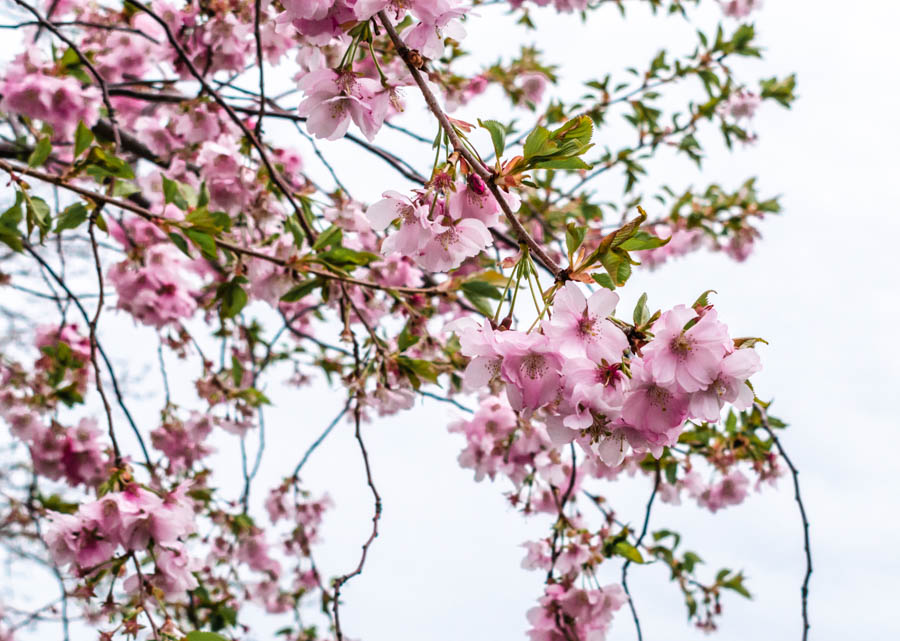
[479,119,507,160]
[55,202,89,232]
[27,136,52,168]
[74,121,94,158]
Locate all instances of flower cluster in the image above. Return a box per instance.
[367,175,519,272]
[527,583,627,641]
[453,285,760,466]
[45,483,198,597]
[0,49,100,138]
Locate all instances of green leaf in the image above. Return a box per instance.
[722,574,752,599]
[168,232,192,258]
[397,324,420,352]
[55,202,89,232]
[614,541,644,564]
[111,180,140,198]
[217,280,248,319]
[599,250,632,287]
[565,223,586,260]
[692,289,717,308]
[479,119,507,160]
[185,633,230,641]
[312,224,343,251]
[317,247,379,268]
[284,214,305,249]
[24,194,51,239]
[633,292,649,326]
[591,272,615,290]
[162,177,189,210]
[461,280,502,300]
[397,356,439,385]
[0,192,24,252]
[280,278,322,303]
[185,208,231,233]
[197,182,210,208]
[74,121,94,158]
[523,125,551,160]
[28,136,52,168]
[532,156,592,171]
[464,293,495,317]
[184,228,217,260]
[619,230,669,251]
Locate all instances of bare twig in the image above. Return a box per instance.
[622,462,660,641]
[756,403,812,641]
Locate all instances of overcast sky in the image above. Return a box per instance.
[3,1,899,640]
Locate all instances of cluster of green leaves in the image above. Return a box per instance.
[37,341,87,407]
[564,206,669,289]
[650,529,752,625]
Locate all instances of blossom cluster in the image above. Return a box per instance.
[453,284,761,466]
[45,483,198,598]
[368,175,519,272]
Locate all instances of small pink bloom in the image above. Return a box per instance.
[642,305,731,393]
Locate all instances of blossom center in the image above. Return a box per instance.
[521,353,548,380]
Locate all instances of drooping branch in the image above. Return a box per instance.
[756,403,812,641]
[621,462,660,641]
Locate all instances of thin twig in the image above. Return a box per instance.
[756,403,812,641]
[622,462,660,641]
[22,241,152,466]
[292,399,352,478]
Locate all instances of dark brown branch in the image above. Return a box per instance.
[252,0,265,139]
[332,321,382,641]
[86,215,122,464]
[756,403,812,641]
[621,462,660,641]
[377,12,566,281]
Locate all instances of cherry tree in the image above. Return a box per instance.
[0,0,811,640]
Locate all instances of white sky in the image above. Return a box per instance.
[3,1,900,640]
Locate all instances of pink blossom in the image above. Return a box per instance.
[689,348,761,422]
[520,539,552,570]
[642,305,731,393]
[516,72,548,106]
[448,176,519,227]
[416,216,492,272]
[719,0,762,18]
[620,359,690,452]
[298,69,388,141]
[720,90,762,120]
[499,332,564,412]
[403,3,467,59]
[698,470,750,512]
[368,190,435,255]
[150,544,199,597]
[546,282,628,364]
